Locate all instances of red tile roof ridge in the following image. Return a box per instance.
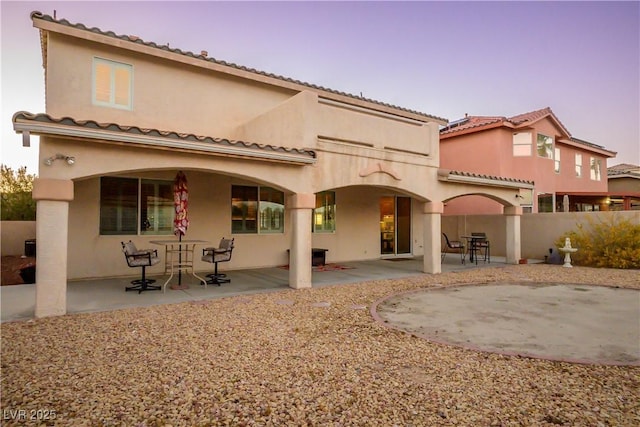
[29,11,446,124]
[507,106,553,124]
[608,163,639,171]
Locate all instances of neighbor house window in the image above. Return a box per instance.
[231,185,284,234]
[100,177,172,235]
[554,148,561,173]
[513,132,532,156]
[93,57,133,110]
[575,154,582,177]
[313,191,336,233]
[537,133,553,158]
[538,193,554,213]
[590,157,602,181]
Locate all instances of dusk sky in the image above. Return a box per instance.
[1,1,639,174]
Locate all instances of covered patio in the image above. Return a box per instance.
[1,255,512,322]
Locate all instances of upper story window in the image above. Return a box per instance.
[93,58,133,110]
[100,177,173,235]
[554,148,561,173]
[231,185,284,234]
[313,191,336,233]
[512,132,532,156]
[537,133,553,158]
[590,157,602,181]
[575,154,582,177]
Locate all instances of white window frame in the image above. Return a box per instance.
[554,147,560,173]
[512,132,532,157]
[92,57,133,110]
[575,154,582,178]
[590,157,602,181]
[537,133,553,159]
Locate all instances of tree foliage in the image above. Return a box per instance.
[555,214,640,269]
[1,165,37,220]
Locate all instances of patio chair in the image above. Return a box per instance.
[470,232,491,264]
[201,237,234,287]
[442,233,465,264]
[121,241,161,293]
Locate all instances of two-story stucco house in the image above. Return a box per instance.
[12,12,532,317]
[439,107,617,214]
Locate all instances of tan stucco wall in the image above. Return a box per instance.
[34,20,533,283]
[46,33,296,140]
[608,177,640,193]
[67,173,434,280]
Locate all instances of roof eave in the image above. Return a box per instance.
[13,113,316,166]
[437,168,534,189]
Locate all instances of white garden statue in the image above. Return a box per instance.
[559,237,578,268]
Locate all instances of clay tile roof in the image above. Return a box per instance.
[12,111,316,159]
[439,116,506,135]
[30,11,446,124]
[440,107,571,138]
[507,107,553,124]
[607,163,640,177]
[569,137,605,150]
[608,163,639,172]
[449,170,534,186]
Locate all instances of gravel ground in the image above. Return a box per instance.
[1,264,639,426]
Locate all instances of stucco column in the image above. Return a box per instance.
[287,193,315,289]
[422,201,443,274]
[32,179,74,318]
[504,206,523,264]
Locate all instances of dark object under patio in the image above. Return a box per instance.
[121,241,161,293]
[19,265,36,284]
[201,237,235,286]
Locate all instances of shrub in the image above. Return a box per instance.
[1,165,36,220]
[555,214,640,269]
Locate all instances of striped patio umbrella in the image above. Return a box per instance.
[173,171,189,238]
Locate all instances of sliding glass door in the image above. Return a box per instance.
[379,196,411,256]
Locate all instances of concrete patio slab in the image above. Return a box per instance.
[1,255,506,322]
[373,283,640,366]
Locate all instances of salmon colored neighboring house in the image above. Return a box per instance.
[439,107,617,214]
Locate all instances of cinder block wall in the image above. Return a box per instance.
[1,221,37,256]
[443,211,640,259]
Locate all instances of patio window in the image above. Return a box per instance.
[537,133,553,158]
[140,180,174,235]
[575,154,582,177]
[590,157,602,181]
[100,177,173,235]
[231,185,284,234]
[93,57,133,110]
[512,132,531,156]
[313,191,336,233]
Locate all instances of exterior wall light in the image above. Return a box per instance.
[44,154,75,166]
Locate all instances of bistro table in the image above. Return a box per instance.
[150,239,209,291]
[461,235,485,264]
